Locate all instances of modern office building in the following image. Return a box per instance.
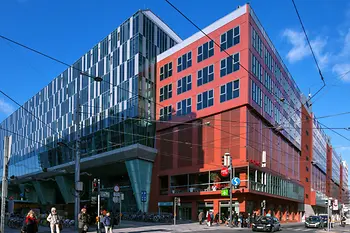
[340,161,349,204]
[0,9,181,214]
[151,4,305,222]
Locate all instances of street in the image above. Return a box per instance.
[4,222,349,233]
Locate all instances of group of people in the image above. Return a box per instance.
[21,207,62,233]
[198,210,257,228]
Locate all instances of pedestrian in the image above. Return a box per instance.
[207,211,212,226]
[198,211,204,225]
[214,212,219,225]
[99,210,105,232]
[22,210,38,233]
[210,211,214,226]
[78,208,90,233]
[102,212,113,233]
[47,207,61,233]
[240,213,244,228]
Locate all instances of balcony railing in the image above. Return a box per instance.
[170,181,230,194]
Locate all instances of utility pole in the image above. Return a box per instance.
[1,136,11,233]
[97,179,101,233]
[173,197,177,225]
[227,153,233,228]
[74,86,81,230]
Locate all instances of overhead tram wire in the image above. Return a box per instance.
[291,0,326,102]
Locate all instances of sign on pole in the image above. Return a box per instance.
[221,189,229,196]
[231,177,241,186]
[114,185,120,192]
[333,199,338,210]
[141,191,147,202]
[221,167,229,177]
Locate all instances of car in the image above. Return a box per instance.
[319,214,328,227]
[305,216,324,228]
[252,216,281,232]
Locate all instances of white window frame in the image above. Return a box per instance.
[168,84,172,98]
[198,69,203,85]
[160,108,164,120]
[208,89,214,106]
[177,101,182,115]
[168,62,173,76]
[160,87,164,101]
[220,83,227,102]
[197,93,203,110]
[220,32,227,49]
[198,45,203,61]
[208,41,214,55]
[187,51,192,65]
[177,56,182,71]
[167,105,172,119]
[232,80,240,96]
[160,66,164,80]
[177,79,182,94]
[187,75,192,90]
[220,58,227,76]
[208,65,214,81]
[186,98,192,114]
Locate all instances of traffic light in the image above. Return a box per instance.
[222,153,230,167]
[261,200,266,209]
[92,178,98,193]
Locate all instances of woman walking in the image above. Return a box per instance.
[78,208,90,233]
[102,212,113,233]
[22,210,38,233]
[47,207,61,233]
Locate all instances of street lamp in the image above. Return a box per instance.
[63,73,102,229]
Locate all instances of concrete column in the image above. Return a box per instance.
[55,176,74,204]
[125,159,153,212]
[32,181,56,205]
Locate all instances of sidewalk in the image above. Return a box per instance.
[4,220,306,233]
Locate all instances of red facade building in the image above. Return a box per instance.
[150,4,304,222]
[150,3,348,222]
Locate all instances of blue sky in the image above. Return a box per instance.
[0,0,350,178]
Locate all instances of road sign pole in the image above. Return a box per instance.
[173,198,176,225]
[229,154,233,228]
[1,136,11,233]
[97,179,101,233]
[119,196,122,225]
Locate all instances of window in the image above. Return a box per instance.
[306,194,309,199]
[264,95,273,116]
[220,26,240,51]
[220,80,240,103]
[160,105,172,121]
[306,130,309,136]
[177,51,192,72]
[159,84,172,102]
[251,26,262,56]
[160,62,173,81]
[197,65,214,86]
[306,178,309,182]
[251,80,262,107]
[198,41,214,62]
[220,53,240,77]
[177,75,192,95]
[177,98,192,116]
[306,144,309,151]
[264,71,272,92]
[306,167,309,172]
[251,53,262,81]
[197,89,214,110]
[306,156,309,161]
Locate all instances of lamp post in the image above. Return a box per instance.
[59,73,102,229]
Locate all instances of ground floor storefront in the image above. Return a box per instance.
[154,193,304,223]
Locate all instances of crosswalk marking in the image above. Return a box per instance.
[283,227,315,231]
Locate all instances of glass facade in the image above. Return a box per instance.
[332,149,341,185]
[0,10,181,178]
[312,119,328,173]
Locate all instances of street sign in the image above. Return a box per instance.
[114,185,120,192]
[113,192,120,197]
[141,191,147,202]
[221,167,229,177]
[113,197,120,203]
[120,193,124,201]
[231,177,241,186]
[100,191,110,198]
[221,189,229,196]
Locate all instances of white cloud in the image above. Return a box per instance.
[282,29,329,68]
[331,29,350,81]
[0,99,15,116]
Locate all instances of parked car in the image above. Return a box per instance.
[252,216,281,232]
[319,214,328,227]
[305,216,324,228]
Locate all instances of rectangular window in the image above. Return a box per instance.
[177,51,192,72]
[197,89,214,110]
[220,80,240,103]
[264,95,273,116]
[251,53,262,81]
[176,98,192,116]
[197,40,214,62]
[251,80,262,107]
[197,64,214,86]
[220,26,240,51]
[220,53,240,77]
[159,84,172,102]
[160,105,172,121]
[160,62,173,81]
[177,75,192,95]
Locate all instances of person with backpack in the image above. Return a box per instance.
[22,210,38,233]
[102,212,113,233]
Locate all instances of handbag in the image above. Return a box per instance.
[83,224,89,231]
[58,223,63,231]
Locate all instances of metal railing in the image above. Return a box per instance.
[170,181,230,194]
